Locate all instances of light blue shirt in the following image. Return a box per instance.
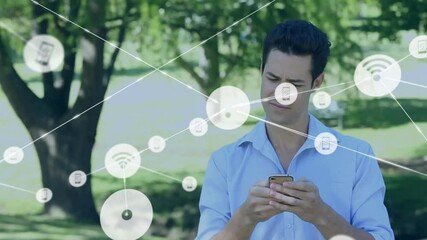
[196,114,394,240]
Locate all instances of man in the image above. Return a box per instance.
[196,20,394,240]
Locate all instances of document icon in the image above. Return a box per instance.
[36,41,55,66]
[319,94,326,106]
[418,39,427,54]
[321,137,330,150]
[282,87,290,101]
[74,172,82,184]
[41,189,48,201]
[194,120,203,133]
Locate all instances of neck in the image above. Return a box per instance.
[265,113,310,150]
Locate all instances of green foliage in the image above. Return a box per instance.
[128,0,363,94]
[384,172,427,239]
[342,98,427,128]
[361,0,427,40]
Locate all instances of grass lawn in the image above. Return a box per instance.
[0,171,426,240]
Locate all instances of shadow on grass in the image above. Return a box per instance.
[0,214,105,240]
[1,171,425,240]
[92,171,203,240]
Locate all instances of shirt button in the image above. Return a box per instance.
[287,224,293,229]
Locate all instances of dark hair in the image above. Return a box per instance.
[261,19,331,83]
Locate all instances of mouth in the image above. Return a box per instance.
[269,101,291,109]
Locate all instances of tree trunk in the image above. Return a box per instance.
[31,119,99,223]
[201,37,222,95]
[0,0,120,223]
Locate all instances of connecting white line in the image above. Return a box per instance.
[329,83,358,97]
[30,0,215,101]
[86,165,107,176]
[385,77,427,89]
[233,80,356,108]
[238,112,427,177]
[122,168,129,210]
[3,0,278,159]
[160,0,277,68]
[395,54,412,65]
[138,165,182,183]
[379,81,427,143]
[381,54,411,72]
[86,115,216,177]
[29,0,277,107]
[0,182,35,194]
[0,21,28,43]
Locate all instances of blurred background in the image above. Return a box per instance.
[0,0,426,239]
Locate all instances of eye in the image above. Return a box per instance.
[267,77,279,82]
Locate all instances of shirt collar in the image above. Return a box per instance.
[237,113,341,152]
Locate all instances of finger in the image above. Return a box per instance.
[270,183,304,200]
[299,177,310,182]
[255,180,269,187]
[254,204,277,212]
[269,190,302,206]
[283,180,316,192]
[252,196,273,205]
[249,185,271,198]
[269,200,295,212]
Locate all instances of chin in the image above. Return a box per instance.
[265,112,296,126]
[264,107,305,127]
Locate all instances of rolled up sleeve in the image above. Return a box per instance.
[196,152,230,240]
[350,143,394,240]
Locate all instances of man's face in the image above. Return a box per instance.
[261,49,322,125]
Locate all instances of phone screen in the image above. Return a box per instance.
[269,175,294,186]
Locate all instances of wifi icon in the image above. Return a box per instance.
[113,152,134,169]
[362,57,393,81]
[354,54,401,97]
[105,143,141,179]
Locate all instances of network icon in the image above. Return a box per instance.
[112,152,134,169]
[354,54,401,97]
[105,143,141,179]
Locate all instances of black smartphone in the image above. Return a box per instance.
[268,175,294,186]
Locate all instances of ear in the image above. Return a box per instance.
[312,73,325,89]
[259,58,263,76]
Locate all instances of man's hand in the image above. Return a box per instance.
[212,180,284,240]
[268,177,374,240]
[268,177,327,225]
[240,180,283,225]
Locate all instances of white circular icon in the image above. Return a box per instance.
[274,82,298,105]
[148,136,166,153]
[206,86,250,130]
[100,189,153,240]
[23,35,64,73]
[36,188,53,203]
[312,91,331,109]
[3,146,24,164]
[182,176,198,192]
[409,35,427,59]
[189,118,208,137]
[314,132,338,155]
[105,144,141,179]
[354,54,401,97]
[69,170,87,188]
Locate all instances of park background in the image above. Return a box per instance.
[0,0,426,239]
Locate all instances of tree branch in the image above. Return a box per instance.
[174,52,206,88]
[105,0,132,81]
[0,34,44,128]
[71,0,107,116]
